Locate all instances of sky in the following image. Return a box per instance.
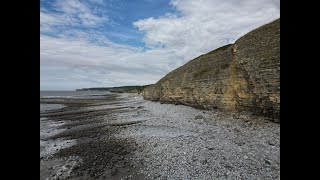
[40,0,280,90]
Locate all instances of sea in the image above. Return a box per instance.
[40,90,112,112]
[40,90,112,98]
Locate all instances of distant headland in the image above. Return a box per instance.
[76,85,152,94]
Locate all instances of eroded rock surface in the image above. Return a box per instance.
[143,18,280,122]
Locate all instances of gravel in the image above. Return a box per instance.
[40,93,280,180]
[40,104,66,113]
[115,94,280,180]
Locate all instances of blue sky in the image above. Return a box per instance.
[40,0,280,90]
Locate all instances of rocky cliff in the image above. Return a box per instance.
[143,18,280,122]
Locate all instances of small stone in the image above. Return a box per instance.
[111,168,118,176]
[192,156,197,161]
[244,155,248,160]
[273,118,280,123]
[268,140,276,146]
[195,115,205,120]
[265,159,272,165]
[233,128,241,133]
[224,164,233,170]
[201,159,208,165]
[235,141,245,146]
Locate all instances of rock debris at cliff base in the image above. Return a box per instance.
[119,94,280,180]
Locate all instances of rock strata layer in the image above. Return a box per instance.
[143,18,280,122]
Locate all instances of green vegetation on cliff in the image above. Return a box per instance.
[77,84,152,94]
[109,85,152,93]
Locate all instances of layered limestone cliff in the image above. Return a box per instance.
[143,18,280,122]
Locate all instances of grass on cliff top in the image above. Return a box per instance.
[191,44,233,62]
[77,85,153,93]
[192,44,232,79]
[207,44,233,55]
[109,84,153,93]
[156,43,233,83]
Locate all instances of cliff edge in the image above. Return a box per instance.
[143,18,280,122]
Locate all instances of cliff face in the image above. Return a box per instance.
[143,18,280,122]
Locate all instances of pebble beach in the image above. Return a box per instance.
[40,93,280,180]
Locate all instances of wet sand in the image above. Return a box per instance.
[40,93,144,179]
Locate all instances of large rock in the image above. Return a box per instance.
[143,18,280,122]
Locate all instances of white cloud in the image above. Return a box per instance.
[134,0,280,61]
[40,32,180,90]
[40,0,107,33]
[41,0,280,90]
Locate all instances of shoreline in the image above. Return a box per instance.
[40,93,280,179]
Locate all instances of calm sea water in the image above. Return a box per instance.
[40,91,113,112]
[40,91,111,98]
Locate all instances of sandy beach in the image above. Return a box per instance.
[40,93,280,180]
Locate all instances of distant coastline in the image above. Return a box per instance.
[76,85,152,94]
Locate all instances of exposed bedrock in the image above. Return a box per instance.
[143,18,280,122]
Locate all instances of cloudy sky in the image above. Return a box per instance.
[40,0,280,90]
